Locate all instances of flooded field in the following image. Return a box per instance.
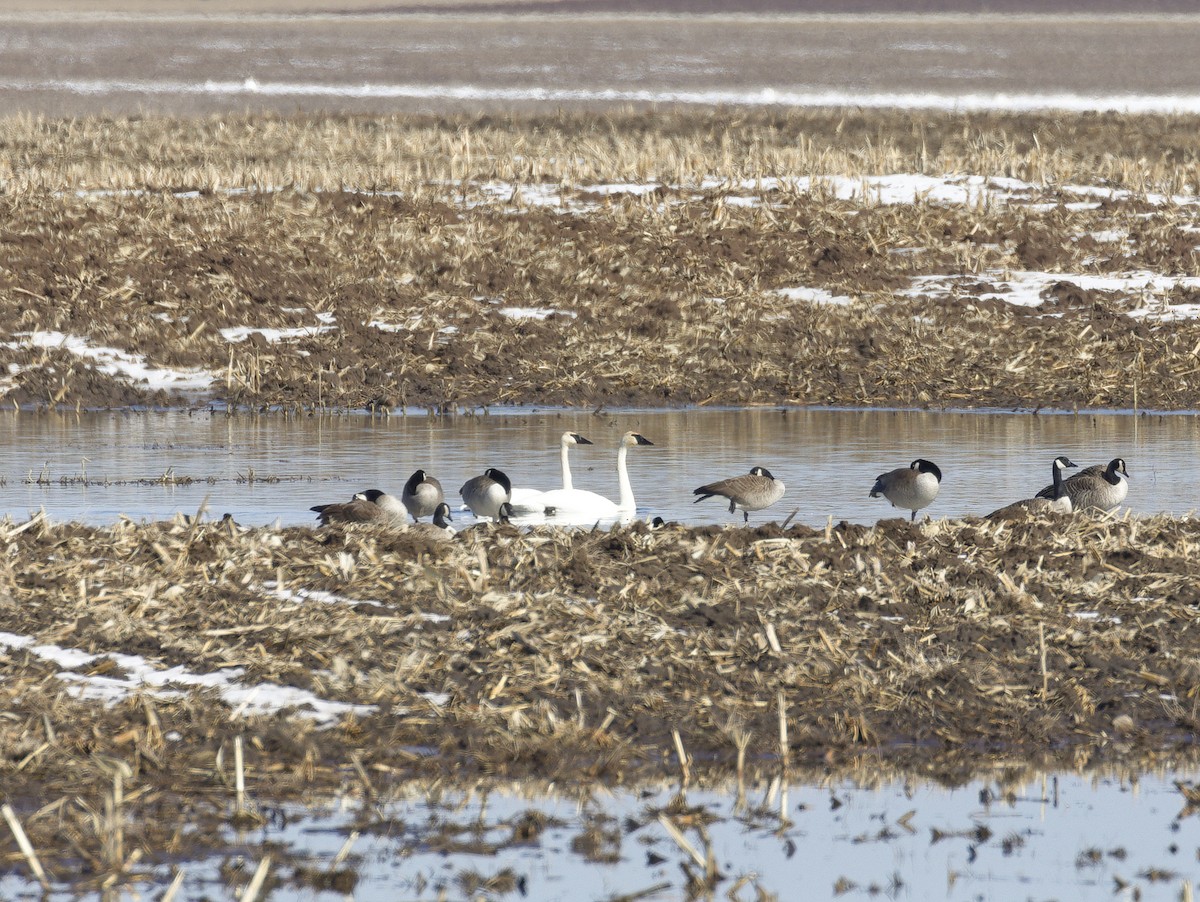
[0,406,1190,527]
[3,10,1200,116]
[3,770,1198,900]
[5,7,1200,898]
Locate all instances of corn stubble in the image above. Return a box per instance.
[0,109,1196,410]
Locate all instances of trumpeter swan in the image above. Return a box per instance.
[537,431,653,522]
[509,432,594,514]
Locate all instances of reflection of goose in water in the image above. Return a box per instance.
[402,469,445,522]
[538,431,653,522]
[869,458,942,522]
[459,468,513,521]
[310,488,406,525]
[1035,457,1128,513]
[509,432,594,515]
[987,455,1077,519]
[693,466,786,523]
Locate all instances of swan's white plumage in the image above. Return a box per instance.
[537,431,652,524]
[509,432,593,515]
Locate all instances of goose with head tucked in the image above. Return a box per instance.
[402,469,445,522]
[311,488,407,526]
[693,466,786,523]
[1035,457,1128,513]
[987,455,1078,520]
[460,467,513,521]
[537,431,654,522]
[869,458,942,522]
[508,431,594,515]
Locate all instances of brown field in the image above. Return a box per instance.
[0,110,1198,412]
[3,104,1200,893]
[2,510,1199,891]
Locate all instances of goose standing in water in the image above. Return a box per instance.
[1035,457,1129,513]
[311,488,407,526]
[987,455,1078,519]
[538,431,653,522]
[508,432,594,515]
[693,466,786,523]
[460,468,513,521]
[409,502,455,541]
[869,458,943,522]
[402,469,445,522]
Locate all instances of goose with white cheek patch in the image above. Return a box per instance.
[460,467,513,521]
[409,502,455,541]
[987,455,1077,520]
[869,458,942,522]
[1036,457,1128,513]
[311,488,407,526]
[693,466,786,523]
[402,469,445,522]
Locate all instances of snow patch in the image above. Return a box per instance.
[776,286,854,306]
[0,631,374,726]
[8,331,216,391]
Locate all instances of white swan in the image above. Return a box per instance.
[508,432,594,515]
[538,431,653,523]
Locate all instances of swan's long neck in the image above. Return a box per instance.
[616,442,635,511]
[560,440,574,491]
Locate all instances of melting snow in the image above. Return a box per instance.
[905,270,1200,317]
[8,331,216,391]
[775,287,854,306]
[498,307,576,320]
[0,631,374,726]
[219,323,336,343]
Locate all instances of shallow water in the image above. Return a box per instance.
[0,407,1190,528]
[2,769,1197,900]
[4,12,1200,116]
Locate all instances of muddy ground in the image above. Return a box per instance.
[1,110,1199,413]
[1,510,1199,890]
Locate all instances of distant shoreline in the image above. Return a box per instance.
[5,0,1199,15]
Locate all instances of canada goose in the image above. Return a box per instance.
[402,469,445,522]
[1035,457,1129,513]
[537,431,653,522]
[869,458,943,522]
[409,502,455,541]
[693,466,786,523]
[987,455,1078,519]
[460,467,513,521]
[509,432,594,514]
[311,488,406,526]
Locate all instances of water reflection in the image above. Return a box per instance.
[0,407,1193,528]
[2,770,1194,900]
